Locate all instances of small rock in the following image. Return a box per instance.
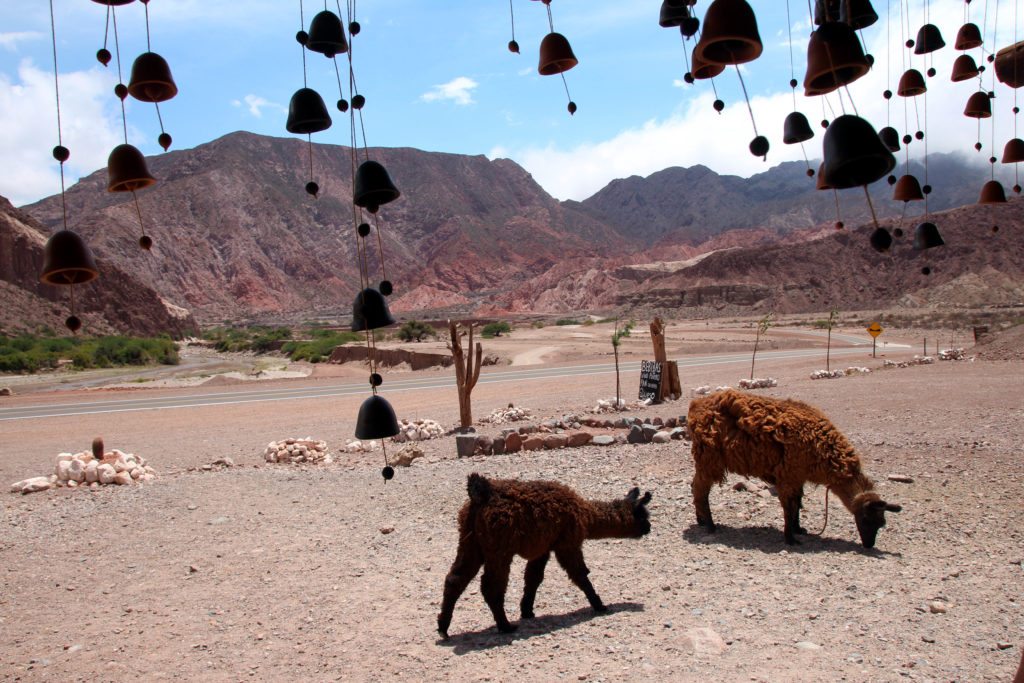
[795,641,822,651]
[455,434,478,458]
[652,431,672,444]
[522,436,545,451]
[626,425,646,445]
[922,635,935,643]
[113,471,132,486]
[928,601,947,614]
[504,432,522,453]
[187,504,198,511]
[189,565,199,573]
[591,435,615,446]
[380,527,395,535]
[996,642,1013,650]
[888,474,914,483]
[681,627,726,655]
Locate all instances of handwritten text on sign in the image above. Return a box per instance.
[639,360,662,401]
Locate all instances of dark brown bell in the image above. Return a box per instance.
[869,227,893,252]
[690,48,725,79]
[822,115,895,189]
[804,22,870,96]
[954,22,983,50]
[840,0,877,29]
[127,52,177,103]
[659,1,689,27]
[964,91,992,118]
[878,126,901,152]
[912,221,944,249]
[286,88,332,135]
[813,0,840,24]
[978,179,1008,204]
[538,32,578,76]
[694,0,762,65]
[893,174,924,202]
[897,68,926,97]
[950,54,979,82]
[107,143,156,193]
[306,10,348,57]
[1002,138,1024,163]
[90,0,135,5]
[353,160,400,212]
[40,230,99,285]
[914,24,945,55]
[783,111,814,144]
[351,287,396,332]
[354,394,400,440]
[994,41,1024,88]
[815,163,833,190]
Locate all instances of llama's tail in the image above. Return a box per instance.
[467,473,491,505]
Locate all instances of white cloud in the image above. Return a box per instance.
[420,76,479,106]
[232,94,285,118]
[0,31,42,51]
[0,60,126,207]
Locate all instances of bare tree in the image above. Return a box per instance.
[750,312,774,380]
[825,306,839,371]
[448,320,482,430]
[612,320,623,408]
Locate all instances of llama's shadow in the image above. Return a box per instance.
[682,523,902,558]
[439,602,645,653]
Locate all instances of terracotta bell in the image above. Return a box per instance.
[913,221,944,250]
[978,180,1008,204]
[878,126,901,152]
[286,88,331,134]
[1002,138,1024,163]
[107,144,156,193]
[40,230,99,286]
[963,91,992,118]
[659,1,689,28]
[90,1,135,5]
[822,115,895,189]
[994,41,1024,88]
[804,22,870,96]
[538,32,578,76]
[869,227,893,253]
[840,0,878,30]
[815,163,833,190]
[690,48,725,79]
[950,54,979,82]
[783,112,814,144]
[813,0,840,24]
[893,174,924,202]
[127,52,177,103]
[351,287,396,332]
[897,68,927,97]
[954,23,983,50]
[695,0,762,65]
[914,24,945,55]
[354,394,400,440]
[306,10,348,57]
[353,160,400,213]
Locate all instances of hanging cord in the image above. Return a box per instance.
[112,7,128,143]
[734,64,759,137]
[299,0,307,88]
[102,5,110,51]
[48,0,68,232]
[863,185,881,228]
[886,0,891,126]
[923,90,930,214]
[132,190,148,240]
[508,0,516,44]
[814,488,832,536]
[144,1,151,52]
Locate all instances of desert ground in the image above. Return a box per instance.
[1,319,1022,682]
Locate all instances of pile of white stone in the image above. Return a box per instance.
[10,447,155,495]
[692,385,733,396]
[884,355,935,369]
[810,369,844,380]
[482,405,532,423]
[939,348,967,361]
[342,439,379,453]
[591,398,626,413]
[264,438,332,464]
[738,377,778,389]
[844,366,871,375]
[391,418,445,442]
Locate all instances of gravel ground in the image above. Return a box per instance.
[1,347,1023,682]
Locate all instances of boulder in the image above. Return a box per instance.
[652,431,672,444]
[114,471,132,486]
[544,434,568,450]
[504,432,522,453]
[10,476,53,494]
[522,436,545,451]
[491,437,506,455]
[627,425,646,445]
[97,464,117,485]
[566,431,592,447]
[455,434,478,458]
[642,424,658,442]
[475,436,494,456]
[592,435,616,446]
[393,444,425,467]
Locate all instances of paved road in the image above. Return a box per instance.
[0,347,873,422]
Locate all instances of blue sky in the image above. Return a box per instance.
[1,0,1020,207]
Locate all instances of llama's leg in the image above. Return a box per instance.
[795,486,808,535]
[520,552,550,620]
[437,541,483,639]
[554,546,607,613]
[779,488,803,545]
[480,556,516,633]
[691,471,717,532]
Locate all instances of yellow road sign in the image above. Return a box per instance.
[866,322,883,338]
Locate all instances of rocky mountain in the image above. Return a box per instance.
[0,197,197,338]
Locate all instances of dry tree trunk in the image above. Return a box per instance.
[448,320,482,429]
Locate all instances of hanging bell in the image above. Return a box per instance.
[783,111,814,144]
[994,41,1024,88]
[892,174,924,202]
[954,23,983,51]
[869,227,893,253]
[40,230,99,286]
[840,0,877,30]
[127,52,177,103]
[90,1,135,5]
[538,32,578,76]
[107,143,156,193]
[950,54,979,82]
[353,160,400,212]
[306,10,348,57]
[690,48,725,79]
[813,0,840,24]
[1002,138,1024,163]
[803,22,870,96]
[963,91,992,119]
[822,115,895,189]
[354,394,400,440]
[913,24,945,55]
[659,0,690,28]
[815,163,833,190]
[978,179,1008,204]
[351,287,397,332]
[694,0,762,66]
[285,88,332,135]
[897,68,927,97]
[912,221,944,250]
[878,126,901,152]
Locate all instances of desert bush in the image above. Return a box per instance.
[555,318,581,326]
[282,330,360,362]
[397,320,435,342]
[481,321,511,338]
[0,334,178,373]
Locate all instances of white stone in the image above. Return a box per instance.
[130,467,143,480]
[85,461,99,484]
[114,459,130,473]
[11,476,52,494]
[67,479,78,488]
[682,627,727,655]
[68,459,86,483]
[97,464,116,485]
[114,471,132,486]
[56,460,73,482]
[57,453,74,463]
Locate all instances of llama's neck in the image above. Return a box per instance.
[584,500,635,540]
[830,472,876,513]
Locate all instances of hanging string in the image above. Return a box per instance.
[886,0,892,126]
[144,1,152,52]
[103,5,111,51]
[508,0,517,44]
[299,0,308,88]
[132,190,148,240]
[863,186,880,228]
[48,0,68,232]
[111,7,128,144]
[547,3,555,32]
[734,64,759,137]
[923,88,929,214]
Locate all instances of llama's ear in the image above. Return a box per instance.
[626,487,640,502]
[639,491,652,506]
[884,502,902,512]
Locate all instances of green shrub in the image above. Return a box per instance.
[481,321,511,338]
[555,318,581,326]
[397,320,435,342]
[0,334,178,374]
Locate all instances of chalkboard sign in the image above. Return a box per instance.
[639,360,662,401]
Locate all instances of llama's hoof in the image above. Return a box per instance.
[437,614,451,640]
[785,536,802,546]
[593,604,609,614]
[520,610,535,620]
[796,526,808,535]
[497,623,518,634]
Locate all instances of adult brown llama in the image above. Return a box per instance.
[436,473,652,639]
[687,390,901,548]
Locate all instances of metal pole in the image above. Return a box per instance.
[873,337,877,359]
[923,337,927,356]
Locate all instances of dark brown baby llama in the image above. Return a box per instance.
[437,473,652,639]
